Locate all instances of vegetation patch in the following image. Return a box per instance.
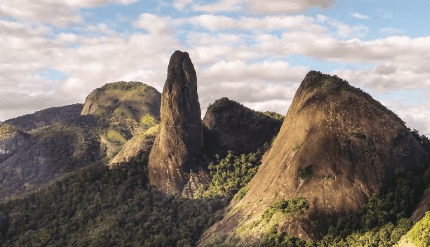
[260,226,313,247]
[199,141,271,199]
[144,125,159,136]
[325,175,335,181]
[293,145,301,151]
[259,111,285,122]
[0,124,16,135]
[298,165,312,180]
[110,105,135,123]
[408,211,430,246]
[0,150,227,246]
[262,197,309,223]
[140,113,157,127]
[233,186,249,201]
[318,167,428,246]
[107,128,126,144]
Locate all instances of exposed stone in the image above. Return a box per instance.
[81,81,161,158]
[148,50,208,196]
[109,127,158,167]
[199,70,429,245]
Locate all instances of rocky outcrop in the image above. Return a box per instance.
[81,81,161,158]
[199,71,429,245]
[0,81,162,199]
[109,125,158,167]
[203,97,283,157]
[148,51,209,196]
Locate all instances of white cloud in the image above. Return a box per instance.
[350,12,370,20]
[381,98,430,136]
[0,0,139,26]
[174,0,194,10]
[193,0,242,12]
[0,13,180,121]
[242,99,292,116]
[380,27,403,35]
[187,15,237,30]
[245,0,339,14]
[192,0,339,14]
[0,5,428,137]
[200,60,308,83]
[185,14,326,35]
[133,13,174,35]
[331,66,430,93]
[198,80,299,118]
[316,14,369,38]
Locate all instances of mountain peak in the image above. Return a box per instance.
[148,51,209,196]
[200,70,429,244]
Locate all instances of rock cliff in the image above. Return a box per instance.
[148,51,209,196]
[199,71,429,244]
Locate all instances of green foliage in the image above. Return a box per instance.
[202,141,271,199]
[0,124,17,135]
[210,97,234,109]
[293,145,301,151]
[298,165,312,180]
[317,168,427,247]
[409,211,430,247]
[325,175,335,181]
[259,111,285,122]
[0,150,227,246]
[261,197,309,223]
[140,113,157,127]
[144,125,159,136]
[233,187,249,201]
[107,128,127,144]
[259,227,313,247]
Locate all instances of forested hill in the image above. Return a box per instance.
[0,135,275,246]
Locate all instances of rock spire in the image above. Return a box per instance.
[148,50,208,196]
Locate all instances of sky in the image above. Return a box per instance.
[0,0,429,136]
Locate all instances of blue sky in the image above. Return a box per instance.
[0,0,429,135]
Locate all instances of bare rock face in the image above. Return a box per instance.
[199,71,429,245]
[108,125,158,167]
[148,51,208,196]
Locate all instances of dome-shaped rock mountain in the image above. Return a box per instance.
[81,81,161,158]
[199,70,429,245]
